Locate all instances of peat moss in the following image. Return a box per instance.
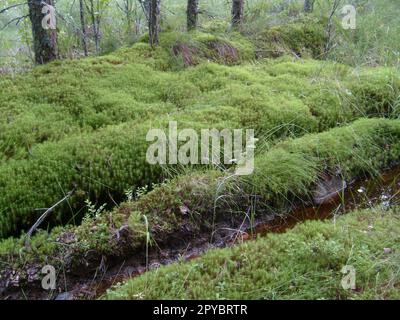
[105,206,400,300]
[255,17,327,59]
[1,118,400,278]
[0,29,399,238]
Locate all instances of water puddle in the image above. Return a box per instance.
[255,166,400,235]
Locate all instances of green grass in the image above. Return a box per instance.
[105,206,400,300]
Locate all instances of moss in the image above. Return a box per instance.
[255,17,327,59]
[347,68,400,116]
[105,206,400,300]
[0,29,399,238]
[1,118,399,273]
[160,31,255,69]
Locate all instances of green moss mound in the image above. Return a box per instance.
[105,206,400,300]
[1,118,400,273]
[255,17,327,59]
[0,28,399,238]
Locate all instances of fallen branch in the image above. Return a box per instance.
[25,189,76,247]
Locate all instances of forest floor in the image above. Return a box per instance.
[0,18,400,299]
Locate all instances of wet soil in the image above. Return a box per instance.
[74,166,400,300]
[2,166,400,300]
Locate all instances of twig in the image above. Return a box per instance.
[25,188,76,247]
[0,2,26,15]
[324,0,342,57]
[0,14,29,31]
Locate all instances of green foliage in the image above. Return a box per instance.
[256,16,327,59]
[2,118,400,271]
[250,118,400,204]
[0,32,399,237]
[105,206,400,300]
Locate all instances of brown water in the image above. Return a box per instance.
[255,166,400,235]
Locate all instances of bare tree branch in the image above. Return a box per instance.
[0,14,29,31]
[0,2,26,15]
[25,188,76,247]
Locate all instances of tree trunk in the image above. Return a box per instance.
[304,0,315,13]
[79,0,88,56]
[88,0,99,53]
[232,0,244,28]
[143,0,151,21]
[187,0,198,31]
[27,0,58,64]
[149,0,160,46]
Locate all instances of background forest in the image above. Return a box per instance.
[1,0,399,73]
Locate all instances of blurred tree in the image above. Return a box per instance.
[232,0,244,28]
[84,0,111,53]
[79,0,88,56]
[27,0,58,64]
[138,0,150,21]
[117,0,135,36]
[149,0,160,46]
[187,0,198,31]
[304,0,315,13]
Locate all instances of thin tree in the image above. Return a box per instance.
[148,0,160,46]
[86,0,99,53]
[232,0,244,28]
[79,0,88,56]
[117,0,134,36]
[304,0,315,13]
[138,0,151,21]
[27,0,58,64]
[187,0,198,31]
[324,0,342,57]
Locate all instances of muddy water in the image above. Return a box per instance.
[255,166,400,235]
[83,166,400,299]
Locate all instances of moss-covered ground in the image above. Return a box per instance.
[0,27,399,238]
[0,19,399,300]
[105,206,400,300]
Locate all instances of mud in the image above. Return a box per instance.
[2,166,399,300]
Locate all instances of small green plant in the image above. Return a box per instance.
[136,185,149,200]
[84,199,107,222]
[125,188,134,203]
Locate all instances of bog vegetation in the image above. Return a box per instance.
[0,0,399,300]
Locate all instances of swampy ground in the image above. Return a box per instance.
[1,1,400,300]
